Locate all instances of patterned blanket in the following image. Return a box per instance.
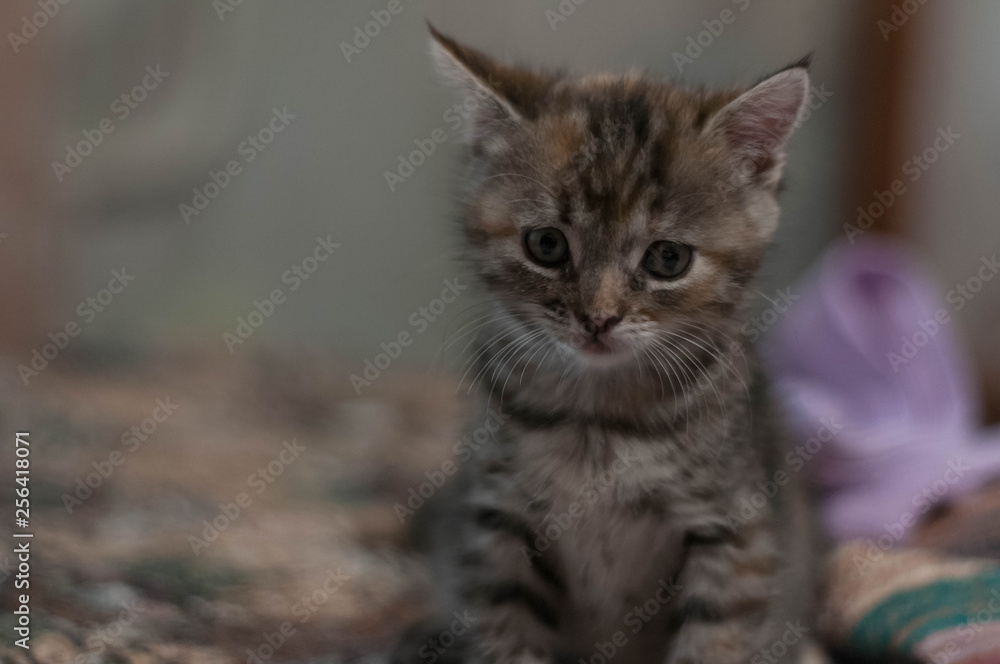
[823,542,1000,663]
[0,353,998,663]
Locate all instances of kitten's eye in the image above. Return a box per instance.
[524,227,569,267]
[643,241,693,280]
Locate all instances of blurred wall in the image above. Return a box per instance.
[5,1,876,377]
[899,1,1000,420]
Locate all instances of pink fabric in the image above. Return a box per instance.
[764,237,1000,540]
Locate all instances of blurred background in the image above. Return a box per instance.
[1,0,999,662]
[4,0,999,404]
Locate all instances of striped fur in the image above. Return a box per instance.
[393,27,816,664]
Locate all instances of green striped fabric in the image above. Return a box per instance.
[848,569,1000,654]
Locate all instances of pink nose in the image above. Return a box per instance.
[580,314,621,337]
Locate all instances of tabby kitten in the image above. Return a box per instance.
[393,26,816,664]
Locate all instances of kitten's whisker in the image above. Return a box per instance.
[648,346,682,413]
[665,337,728,432]
[508,153,557,190]
[451,312,524,357]
[498,197,552,208]
[430,301,500,372]
[647,342,698,437]
[555,354,578,396]
[637,347,664,402]
[442,303,508,342]
[482,172,556,198]
[440,301,505,342]
[484,329,546,409]
[519,335,554,385]
[489,327,544,384]
[681,321,753,389]
[529,340,559,383]
[501,333,548,402]
[631,348,644,383]
[656,331,740,454]
[492,334,545,395]
[654,325,742,398]
[671,320,751,380]
[662,324,755,447]
[460,314,528,355]
[443,313,509,355]
[654,336,715,435]
[671,327,752,403]
[459,320,530,392]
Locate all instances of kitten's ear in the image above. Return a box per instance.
[707,62,811,189]
[428,24,550,143]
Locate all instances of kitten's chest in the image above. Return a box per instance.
[513,421,719,512]
[558,498,684,613]
[513,426,693,609]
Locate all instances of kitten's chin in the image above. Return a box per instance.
[573,341,632,369]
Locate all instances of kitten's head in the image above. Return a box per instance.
[431,27,809,370]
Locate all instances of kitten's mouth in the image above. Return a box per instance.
[574,335,630,367]
[580,338,614,355]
